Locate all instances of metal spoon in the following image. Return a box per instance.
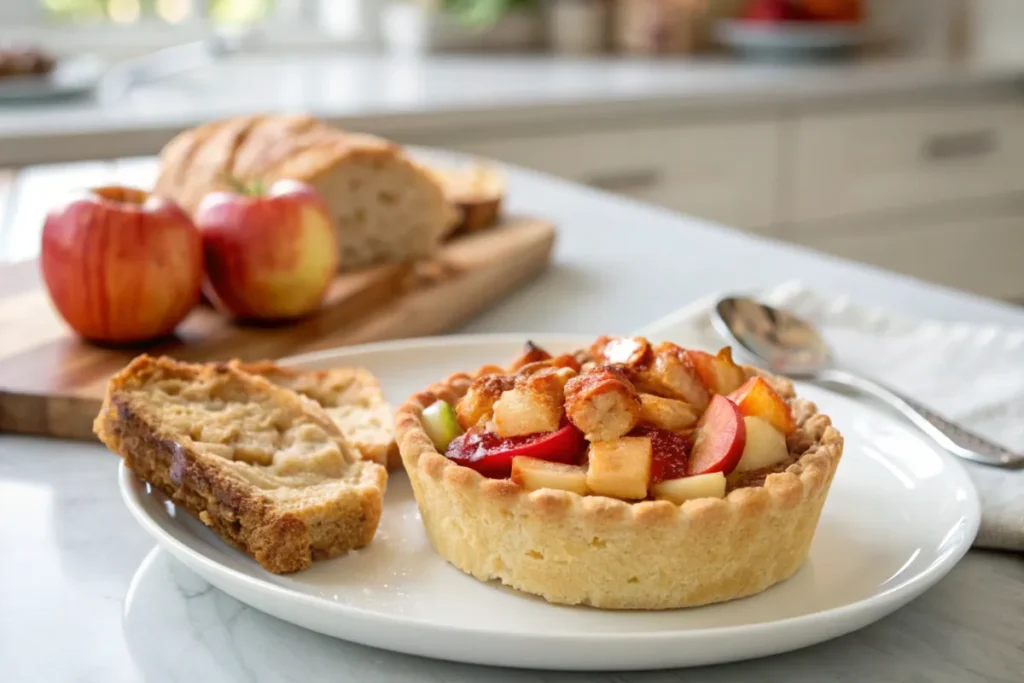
[712,296,1024,469]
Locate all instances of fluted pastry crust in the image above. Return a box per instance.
[395,363,843,609]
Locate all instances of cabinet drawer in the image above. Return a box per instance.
[787,101,1024,223]
[798,210,1024,301]
[446,121,781,230]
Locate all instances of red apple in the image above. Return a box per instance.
[40,186,203,344]
[195,179,339,322]
[742,0,815,22]
[743,0,788,22]
[803,0,863,23]
[688,395,747,476]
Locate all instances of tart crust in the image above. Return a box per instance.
[395,363,844,610]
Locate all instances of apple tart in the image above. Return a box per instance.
[395,337,844,610]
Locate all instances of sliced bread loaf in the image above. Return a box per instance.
[153,114,457,271]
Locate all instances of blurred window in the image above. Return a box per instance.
[42,0,277,25]
[0,0,372,41]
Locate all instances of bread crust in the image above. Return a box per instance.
[395,362,843,609]
[95,356,387,574]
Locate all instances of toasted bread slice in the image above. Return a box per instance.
[233,361,400,470]
[94,356,387,575]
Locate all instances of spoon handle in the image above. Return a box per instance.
[815,368,1024,469]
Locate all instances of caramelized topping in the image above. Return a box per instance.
[516,353,582,377]
[591,335,652,369]
[508,341,552,372]
[564,365,642,442]
[456,373,514,429]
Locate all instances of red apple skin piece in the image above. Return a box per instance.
[728,376,797,435]
[688,395,747,476]
[445,423,586,479]
[196,179,339,322]
[41,186,203,344]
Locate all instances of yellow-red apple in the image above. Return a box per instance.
[40,186,203,344]
[196,180,338,322]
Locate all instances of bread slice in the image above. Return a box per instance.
[234,361,400,470]
[94,355,387,574]
[430,164,504,235]
[153,114,457,271]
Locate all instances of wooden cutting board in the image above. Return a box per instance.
[0,216,555,441]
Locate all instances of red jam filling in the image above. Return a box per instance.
[630,424,692,485]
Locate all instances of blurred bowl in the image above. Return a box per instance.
[0,54,105,103]
[716,19,866,61]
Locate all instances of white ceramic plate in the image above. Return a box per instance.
[119,334,980,671]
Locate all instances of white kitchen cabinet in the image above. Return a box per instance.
[796,205,1024,302]
[444,121,782,232]
[785,100,1024,224]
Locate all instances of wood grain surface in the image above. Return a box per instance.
[0,216,555,440]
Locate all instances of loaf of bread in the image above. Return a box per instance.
[94,355,387,574]
[431,165,504,235]
[153,114,457,271]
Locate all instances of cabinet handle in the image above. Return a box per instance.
[922,129,998,161]
[582,168,662,193]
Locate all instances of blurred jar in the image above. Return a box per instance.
[550,0,612,55]
[614,0,707,55]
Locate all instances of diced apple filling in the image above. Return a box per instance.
[456,373,513,429]
[564,367,641,441]
[728,377,796,435]
[639,393,699,431]
[652,472,727,504]
[511,456,588,494]
[644,343,710,410]
[586,437,652,500]
[493,386,563,437]
[685,347,746,395]
[733,416,789,473]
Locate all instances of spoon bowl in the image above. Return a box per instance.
[712,297,833,377]
[711,296,1023,470]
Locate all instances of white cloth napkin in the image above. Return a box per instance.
[638,281,1024,552]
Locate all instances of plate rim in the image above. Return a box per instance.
[117,333,982,649]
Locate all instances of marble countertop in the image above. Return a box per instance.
[2,162,1023,683]
[1,53,1023,165]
